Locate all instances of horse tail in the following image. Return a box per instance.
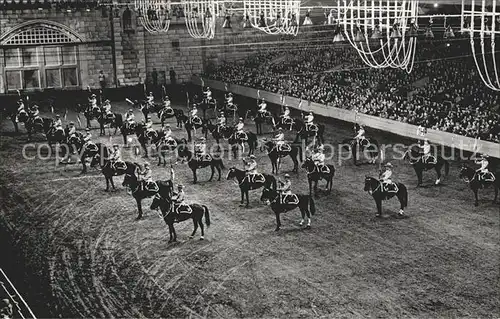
[399,183,408,208]
[203,205,211,227]
[444,158,450,176]
[309,196,316,215]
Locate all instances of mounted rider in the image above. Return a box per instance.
[189,104,201,125]
[172,184,191,216]
[88,93,98,113]
[475,154,495,182]
[125,109,135,129]
[82,128,93,150]
[419,138,436,164]
[273,128,289,152]
[15,99,26,123]
[102,99,113,118]
[161,96,174,117]
[354,124,366,145]
[312,145,330,173]
[145,116,156,138]
[52,114,63,134]
[235,117,246,140]
[203,86,213,103]
[225,92,234,107]
[146,91,155,107]
[109,144,122,170]
[244,154,258,175]
[278,173,296,204]
[137,162,158,192]
[380,163,397,192]
[304,111,315,131]
[258,98,268,117]
[195,137,209,161]
[216,111,226,133]
[27,104,40,125]
[67,121,77,139]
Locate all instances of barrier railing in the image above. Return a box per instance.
[0,268,36,319]
[192,76,500,158]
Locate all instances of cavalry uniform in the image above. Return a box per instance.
[225,93,234,106]
[312,146,329,173]
[53,115,63,132]
[244,155,258,175]
[68,122,77,138]
[172,185,190,215]
[475,155,495,181]
[109,145,122,169]
[420,139,435,164]
[305,112,314,131]
[217,113,226,133]
[236,119,244,134]
[138,163,157,191]
[278,174,294,204]
[354,126,366,142]
[282,107,291,119]
[203,87,212,101]
[162,125,173,140]
[161,98,173,116]
[146,92,154,106]
[88,94,98,112]
[273,129,287,151]
[125,110,135,128]
[15,100,26,122]
[83,129,92,149]
[28,105,40,124]
[195,137,208,160]
[102,100,112,115]
[380,163,396,192]
[258,99,267,116]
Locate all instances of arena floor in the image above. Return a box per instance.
[0,100,498,318]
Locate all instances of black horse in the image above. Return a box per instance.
[90,146,133,192]
[404,146,450,186]
[253,111,276,135]
[292,119,325,146]
[177,147,224,184]
[226,167,277,207]
[42,119,67,146]
[202,121,234,144]
[260,188,316,231]
[151,133,187,166]
[25,115,45,141]
[342,137,379,166]
[122,164,174,219]
[197,98,218,119]
[183,117,207,142]
[261,139,302,174]
[227,129,258,158]
[301,157,335,196]
[459,165,499,206]
[150,194,211,242]
[76,103,101,128]
[364,176,408,217]
[97,111,123,136]
[158,107,184,128]
[68,135,105,173]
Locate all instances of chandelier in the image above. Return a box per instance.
[135,0,172,33]
[243,0,301,35]
[461,0,500,91]
[339,0,419,73]
[183,0,224,39]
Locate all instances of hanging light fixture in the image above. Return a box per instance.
[135,0,171,33]
[340,0,419,73]
[461,0,500,91]
[182,0,222,39]
[243,0,301,35]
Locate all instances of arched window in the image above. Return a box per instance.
[1,21,82,91]
[123,7,133,32]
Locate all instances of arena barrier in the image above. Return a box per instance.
[192,76,500,158]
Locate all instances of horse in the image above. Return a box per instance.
[183,117,207,142]
[42,118,67,146]
[97,110,122,136]
[202,120,234,144]
[2,101,22,133]
[253,111,276,135]
[134,99,162,121]
[260,139,302,174]
[24,115,45,141]
[228,130,258,158]
[151,133,187,166]
[292,119,325,146]
[158,107,184,128]
[342,137,379,166]
[134,123,155,157]
[122,164,174,219]
[226,167,277,207]
[459,164,499,206]
[90,146,134,192]
[404,146,450,186]
[197,98,218,119]
[301,157,335,196]
[274,115,296,132]
[364,176,408,217]
[260,188,316,231]
[76,103,101,128]
[177,147,224,184]
[68,134,105,173]
[150,194,211,242]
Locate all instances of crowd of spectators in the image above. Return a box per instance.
[205,38,499,143]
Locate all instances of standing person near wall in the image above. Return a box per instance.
[99,70,106,90]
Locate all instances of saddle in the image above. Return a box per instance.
[381,181,399,193]
[106,112,115,119]
[315,164,330,174]
[142,180,159,192]
[421,154,437,165]
[235,132,248,141]
[112,160,126,171]
[281,117,293,126]
[196,154,212,162]
[279,193,299,205]
[146,129,157,139]
[245,173,265,184]
[85,142,98,152]
[306,123,318,132]
[277,143,291,153]
[174,203,192,215]
[190,116,202,126]
[258,111,271,118]
[163,137,177,147]
[162,108,174,116]
[477,171,496,182]
[28,116,42,126]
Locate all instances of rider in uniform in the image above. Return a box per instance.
[146,92,154,107]
[15,99,25,122]
[258,98,267,117]
[244,154,258,176]
[171,184,187,216]
[53,114,63,133]
[305,111,314,131]
[203,87,212,102]
[68,122,77,138]
[125,109,135,129]
[162,124,173,141]
[28,105,40,125]
[380,163,394,192]
[217,112,226,133]
[161,96,173,117]
[475,154,494,181]
[354,124,366,144]
[109,144,122,169]
[419,138,434,164]
[195,137,208,160]
[225,92,234,107]
[82,128,92,150]
[273,128,286,151]
[102,99,113,117]
[138,162,155,191]
[312,145,329,173]
[278,173,292,204]
[189,104,200,125]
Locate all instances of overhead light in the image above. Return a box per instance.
[433,3,438,7]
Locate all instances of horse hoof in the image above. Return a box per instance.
[474,202,479,207]
[274,227,280,231]
[135,216,142,221]
[104,189,109,192]
[375,214,382,218]
[199,237,204,241]
[189,236,194,239]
